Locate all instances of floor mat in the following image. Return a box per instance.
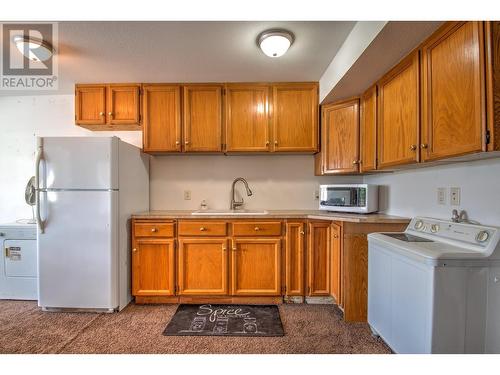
[163,304,284,337]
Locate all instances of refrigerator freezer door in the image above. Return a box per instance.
[37,190,118,310]
[40,137,118,190]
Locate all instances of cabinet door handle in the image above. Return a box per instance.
[151,228,158,232]
[200,227,207,231]
[300,230,305,235]
[254,227,260,231]
[132,248,137,252]
[410,145,417,151]
[421,143,428,149]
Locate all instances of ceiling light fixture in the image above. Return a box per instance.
[257,29,294,58]
[12,35,54,62]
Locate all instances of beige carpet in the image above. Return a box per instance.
[0,300,391,354]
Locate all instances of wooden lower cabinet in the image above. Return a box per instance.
[307,221,330,296]
[132,238,175,296]
[177,238,228,295]
[231,238,281,296]
[330,222,342,305]
[285,222,305,296]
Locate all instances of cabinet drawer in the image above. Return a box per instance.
[134,222,174,238]
[232,222,282,236]
[178,221,227,236]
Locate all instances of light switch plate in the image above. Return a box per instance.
[450,187,460,206]
[184,190,191,200]
[437,188,446,205]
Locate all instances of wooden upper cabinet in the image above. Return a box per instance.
[330,223,342,304]
[285,222,305,296]
[421,22,486,161]
[142,85,182,153]
[272,83,319,152]
[75,85,106,125]
[225,84,271,152]
[177,238,228,295]
[377,52,420,168]
[132,238,175,296]
[322,98,360,174]
[107,85,140,125]
[183,85,223,152]
[307,221,330,296]
[360,86,378,172]
[231,238,281,295]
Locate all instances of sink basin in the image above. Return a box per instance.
[191,209,269,216]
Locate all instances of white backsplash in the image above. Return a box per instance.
[150,154,361,210]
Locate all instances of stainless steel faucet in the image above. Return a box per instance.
[230,177,253,210]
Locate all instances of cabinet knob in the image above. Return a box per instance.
[410,145,417,151]
[200,227,207,231]
[132,248,137,252]
[185,141,190,145]
[99,112,104,116]
[151,228,158,232]
[222,246,227,251]
[108,112,113,116]
[232,246,237,251]
[254,227,260,231]
[333,234,339,238]
[274,141,278,145]
[421,143,428,149]
[265,141,270,146]
[352,160,360,165]
[175,141,180,145]
[300,230,305,235]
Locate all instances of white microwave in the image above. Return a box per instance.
[319,184,378,213]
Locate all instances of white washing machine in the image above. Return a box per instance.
[368,217,500,354]
[0,223,38,300]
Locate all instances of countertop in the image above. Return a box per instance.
[131,210,410,224]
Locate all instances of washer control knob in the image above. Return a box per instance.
[0,232,4,237]
[414,220,424,231]
[476,230,490,243]
[430,224,440,233]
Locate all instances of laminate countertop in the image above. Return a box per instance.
[131,210,410,224]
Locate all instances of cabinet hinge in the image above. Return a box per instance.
[486,130,491,145]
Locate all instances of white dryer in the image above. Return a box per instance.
[368,217,500,354]
[0,223,37,300]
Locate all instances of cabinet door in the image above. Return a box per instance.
[377,52,420,168]
[272,83,319,152]
[183,85,223,152]
[231,238,281,295]
[225,84,270,152]
[322,98,360,174]
[330,223,342,304]
[132,238,175,296]
[75,85,106,125]
[177,238,228,295]
[142,85,182,153]
[107,85,140,125]
[307,222,330,296]
[421,22,486,161]
[285,222,305,296]
[360,86,377,172]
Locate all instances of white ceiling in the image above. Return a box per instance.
[11,21,355,95]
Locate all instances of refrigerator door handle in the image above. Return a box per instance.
[35,138,45,234]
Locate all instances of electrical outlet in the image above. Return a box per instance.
[314,190,319,200]
[437,188,446,205]
[184,190,191,200]
[450,187,460,206]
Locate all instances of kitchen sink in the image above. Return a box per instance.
[191,209,269,216]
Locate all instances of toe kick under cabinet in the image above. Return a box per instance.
[131,217,408,321]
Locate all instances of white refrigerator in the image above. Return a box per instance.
[35,137,149,312]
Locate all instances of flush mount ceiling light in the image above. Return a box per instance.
[257,29,294,58]
[12,35,54,62]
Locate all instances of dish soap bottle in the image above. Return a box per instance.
[200,200,208,211]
